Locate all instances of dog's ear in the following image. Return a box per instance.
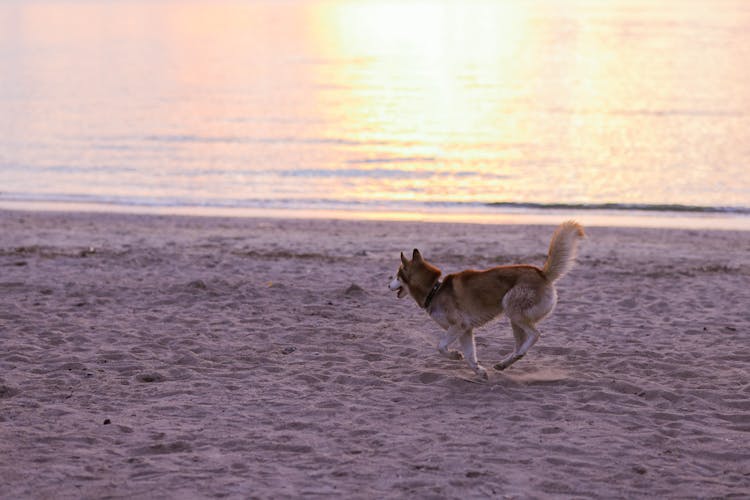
[412,248,422,262]
[400,252,409,266]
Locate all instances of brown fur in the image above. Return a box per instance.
[389,221,585,377]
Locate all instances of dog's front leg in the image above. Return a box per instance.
[437,327,463,361]
[459,331,488,379]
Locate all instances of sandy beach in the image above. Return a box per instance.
[1,209,749,498]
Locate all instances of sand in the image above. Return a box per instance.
[1,209,749,499]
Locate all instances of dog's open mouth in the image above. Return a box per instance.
[389,278,406,298]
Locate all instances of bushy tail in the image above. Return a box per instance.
[542,221,585,282]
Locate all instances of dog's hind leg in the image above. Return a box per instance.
[495,321,527,371]
[437,326,463,360]
[494,320,540,371]
[459,331,488,379]
[515,321,541,359]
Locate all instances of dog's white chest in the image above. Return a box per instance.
[427,305,451,330]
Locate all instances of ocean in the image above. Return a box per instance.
[1,0,749,228]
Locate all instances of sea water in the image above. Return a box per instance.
[1,0,749,228]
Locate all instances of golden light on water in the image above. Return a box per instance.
[308,1,531,204]
[306,1,594,206]
[303,0,750,209]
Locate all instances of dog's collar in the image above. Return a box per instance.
[423,281,441,309]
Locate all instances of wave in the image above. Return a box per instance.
[346,156,436,165]
[1,192,749,216]
[483,202,750,215]
[140,134,388,147]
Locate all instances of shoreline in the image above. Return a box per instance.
[2,199,750,231]
[1,209,749,498]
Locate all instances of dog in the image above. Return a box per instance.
[388,221,585,379]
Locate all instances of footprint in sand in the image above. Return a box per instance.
[417,372,443,384]
[0,385,20,398]
[135,373,165,383]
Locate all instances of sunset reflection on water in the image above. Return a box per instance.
[1,0,749,224]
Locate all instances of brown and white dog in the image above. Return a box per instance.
[388,221,585,379]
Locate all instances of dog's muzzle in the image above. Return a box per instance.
[388,277,406,298]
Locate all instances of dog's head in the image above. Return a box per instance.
[389,248,441,301]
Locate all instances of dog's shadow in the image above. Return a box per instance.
[445,369,569,388]
[493,366,570,385]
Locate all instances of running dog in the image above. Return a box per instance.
[388,221,585,379]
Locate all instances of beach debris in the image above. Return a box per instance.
[79,246,96,257]
[13,246,37,255]
[187,279,208,290]
[343,283,365,297]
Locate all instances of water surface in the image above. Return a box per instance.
[1,0,749,227]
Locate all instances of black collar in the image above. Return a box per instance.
[423,281,441,309]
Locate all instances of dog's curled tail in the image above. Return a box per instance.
[542,220,585,282]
